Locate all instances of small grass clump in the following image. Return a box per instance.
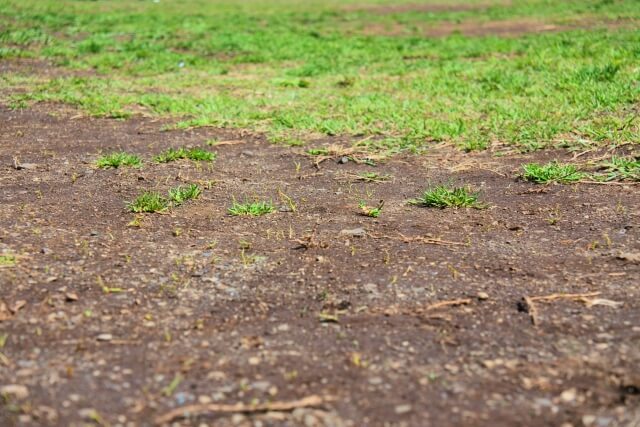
[128,192,169,213]
[356,172,392,183]
[306,148,330,156]
[0,254,17,267]
[595,156,640,181]
[410,185,481,209]
[359,200,384,218]
[522,161,584,184]
[154,147,216,163]
[168,184,202,206]
[228,199,275,216]
[96,152,142,169]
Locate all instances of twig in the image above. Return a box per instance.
[423,298,472,311]
[522,296,539,326]
[522,292,602,326]
[377,298,472,318]
[212,140,245,146]
[368,232,465,247]
[578,180,640,186]
[398,233,466,246]
[529,291,601,303]
[154,395,333,425]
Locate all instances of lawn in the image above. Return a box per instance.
[1,0,639,152]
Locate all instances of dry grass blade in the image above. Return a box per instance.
[211,140,246,146]
[577,180,640,186]
[368,232,465,247]
[154,395,333,425]
[398,233,466,246]
[529,291,601,303]
[423,298,472,311]
[521,291,614,326]
[377,298,472,318]
[306,144,386,167]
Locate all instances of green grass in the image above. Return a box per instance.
[228,199,275,216]
[594,156,640,181]
[522,161,585,184]
[359,200,383,217]
[168,184,202,206]
[0,254,17,267]
[154,147,216,163]
[410,185,481,208]
[127,192,169,213]
[95,152,142,169]
[1,0,639,151]
[355,172,392,183]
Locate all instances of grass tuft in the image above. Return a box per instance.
[228,199,275,216]
[154,147,216,163]
[96,152,142,169]
[595,156,640,181]
[410,185,481,208]
[359,200,384,217]
[168,184,202,206]
[522,161,584,184]
[0,254,17,267]
[127,192,169,213]
[355,172,392,183]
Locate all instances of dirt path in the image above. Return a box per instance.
[0,105,639,426]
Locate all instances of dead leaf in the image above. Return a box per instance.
[617,252,640,263]
[318,312,339,323]
[9,300,26,314]
[0,302,11,322]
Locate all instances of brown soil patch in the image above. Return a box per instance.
[364,17,638,38]
[345,1,500,15]
[0,104,639,426]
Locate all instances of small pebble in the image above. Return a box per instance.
[394,404,412,415]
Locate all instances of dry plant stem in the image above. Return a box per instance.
[523,291,602,325]
[154,395,332,425]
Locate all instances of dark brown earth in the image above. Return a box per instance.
[0,102,639,427]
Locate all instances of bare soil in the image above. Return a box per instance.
[363,17,638,38]
[344,2,502,15]
[0,103,639,427]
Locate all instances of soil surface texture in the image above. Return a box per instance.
[1,104,639,426]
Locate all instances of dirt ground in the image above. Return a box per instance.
[0,101,639,427]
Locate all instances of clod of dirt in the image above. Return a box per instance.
[340,227,366,237]
[0,384,29,400]
[617,252,640,263]
[12,159,38,170]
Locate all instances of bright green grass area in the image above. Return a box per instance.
[228,199,275,216]
[95,151,142,169]
[594,155,640,181]
[410,185,482,208]
[168,184,202,206]
[127,191,169,213]
[154,147,216,163]
[1,0,639,152]
[521,161,585,184]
